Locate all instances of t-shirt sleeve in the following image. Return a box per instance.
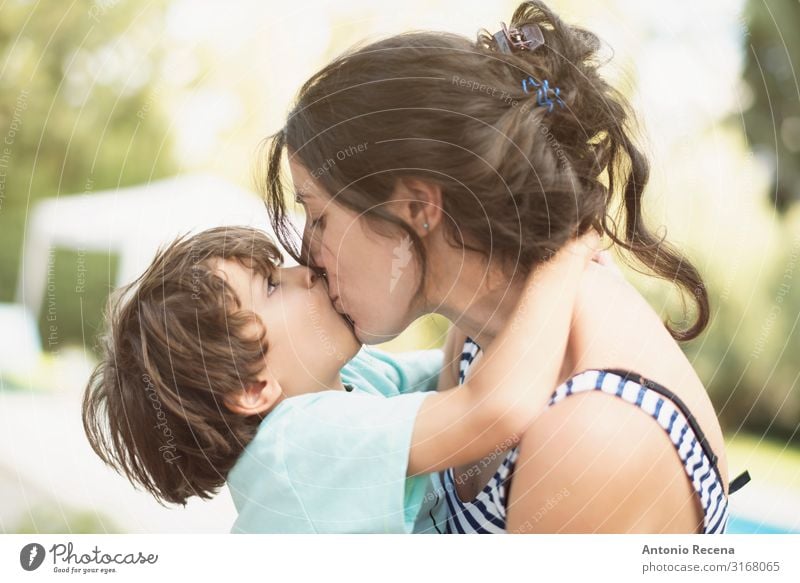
[366,347,444,394]
[280,389,434,533]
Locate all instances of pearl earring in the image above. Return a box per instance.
[423,222,429,230]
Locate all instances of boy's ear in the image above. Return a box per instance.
[389,177,443,236]
[223,377,282,416]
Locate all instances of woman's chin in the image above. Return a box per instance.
[350,324,394,346]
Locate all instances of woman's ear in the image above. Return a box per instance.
[223,377,283,416]
[390,177,444,236]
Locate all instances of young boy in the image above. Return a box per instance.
[82,225,594,533]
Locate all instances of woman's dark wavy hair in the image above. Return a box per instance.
[260,0,709,341]
[82,226,283,505]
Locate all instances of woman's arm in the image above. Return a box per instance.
[407,231,600,475]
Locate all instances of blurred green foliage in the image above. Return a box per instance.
[14,503,121,534]
[671,212,799,444]
[741,0,800,211]
[0,0,175,346]
[38,248,119,354]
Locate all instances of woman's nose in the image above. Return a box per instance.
[307,268,318,288]
[302,225,327,273]
[303,266,319,288]
[280,266,319,289]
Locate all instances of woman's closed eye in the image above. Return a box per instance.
[295,191,324,231]
[309,214,325,230]
[265,276,279,296]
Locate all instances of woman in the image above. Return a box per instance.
[262,1,745,532]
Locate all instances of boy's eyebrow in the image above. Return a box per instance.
[241,265,262,304]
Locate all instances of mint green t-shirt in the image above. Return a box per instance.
[227,347,447,533]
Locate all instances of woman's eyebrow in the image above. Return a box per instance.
[294,191,309,203]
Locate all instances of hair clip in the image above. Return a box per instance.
[521,75,565,113]
[492,21,544,54]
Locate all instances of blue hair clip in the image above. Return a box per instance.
[522,75,565,113]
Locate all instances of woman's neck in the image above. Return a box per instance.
[425,252,524,348]
[423,244,583,386]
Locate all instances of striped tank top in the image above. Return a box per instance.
[442,337,750,534]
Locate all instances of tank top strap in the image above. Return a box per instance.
[601,368,720,469]
[597,368,750,497]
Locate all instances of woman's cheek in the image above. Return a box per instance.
[327,220,352,264]
[319,231,338,272]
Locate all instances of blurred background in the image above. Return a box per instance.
[0,0,798,534]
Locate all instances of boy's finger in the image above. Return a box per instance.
[593,250,625,278]
[571,230,602,259]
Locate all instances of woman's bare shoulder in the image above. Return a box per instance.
[507,389,697,532]
[571,261,728,480]
[573,263,709,410]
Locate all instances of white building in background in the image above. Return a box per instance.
[16,173,301,321]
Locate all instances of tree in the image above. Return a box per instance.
[0,0,175,350]
[741,0,800,211]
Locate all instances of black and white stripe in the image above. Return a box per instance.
[444,338,730,534]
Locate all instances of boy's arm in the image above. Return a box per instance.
[407,232,599,475]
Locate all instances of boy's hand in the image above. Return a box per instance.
[570,230,603,263]
[592,248,625,279]
[536,230,602,275]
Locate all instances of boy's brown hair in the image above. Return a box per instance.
[82,226,283,505]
